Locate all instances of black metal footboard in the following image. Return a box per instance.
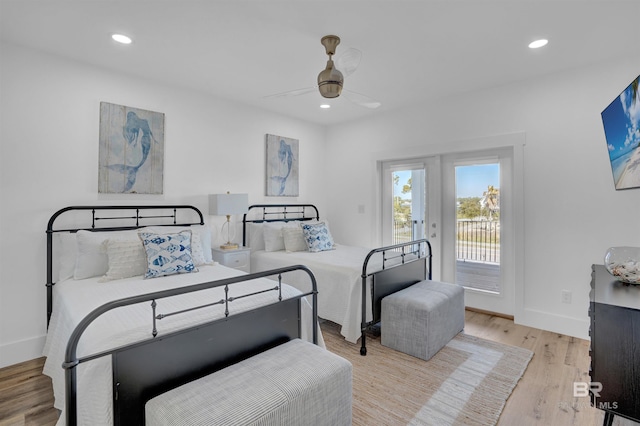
[62,265,318,426]
[360,239,432,356]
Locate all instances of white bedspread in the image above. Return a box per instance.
[42,264,322,426]
[251,245,387,343]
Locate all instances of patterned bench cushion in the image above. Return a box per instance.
[146,339,352,426]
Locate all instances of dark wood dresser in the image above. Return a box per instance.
[589,264,640,426]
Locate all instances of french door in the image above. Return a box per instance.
[381,161,425,244]
[381,148,515,316]
[381,157,441,277]
[442,148,514,315]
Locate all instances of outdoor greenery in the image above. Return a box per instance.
[457,185,500,244]
[457,185,499,220]
[393,175,412,223]
[457,197,482,219]
[394,174,500,222]
[392,173,501,261]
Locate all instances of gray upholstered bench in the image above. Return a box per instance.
[145,339,352,426]
[381,280,464,361]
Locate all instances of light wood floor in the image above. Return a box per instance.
[0,356,57,426]
[0,310,636,426]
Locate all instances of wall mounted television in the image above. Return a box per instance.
[601,74,640,190]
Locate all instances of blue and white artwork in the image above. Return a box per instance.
[265,134,299,196]
[98,102,164,194]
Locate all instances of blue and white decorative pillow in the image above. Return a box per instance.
[138,230,197,279]
[301,222,335,253]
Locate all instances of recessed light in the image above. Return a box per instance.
[528,39,548,49]
[320,104,331,109]
[112,34,132,44]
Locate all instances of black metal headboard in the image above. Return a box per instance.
[46,205,204,326]
[242,204,320,247]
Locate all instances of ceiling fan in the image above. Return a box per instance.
[266,35,381,109]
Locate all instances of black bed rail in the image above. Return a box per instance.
[62,264,318,426]
[360,238,432,356]
[242,203,320,246]
[45,205,204,326]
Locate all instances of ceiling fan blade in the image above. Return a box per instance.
[343,89,381,109]
[263,86,317,98]
[336,48,362,77]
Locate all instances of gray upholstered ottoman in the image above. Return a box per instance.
[381,280,464,361]
[146,339,352,426]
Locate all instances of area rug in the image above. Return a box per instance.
[321,322,533,426]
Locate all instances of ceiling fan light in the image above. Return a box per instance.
[318,60,343,98]
[318,81,343,98]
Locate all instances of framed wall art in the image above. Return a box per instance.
[601,74,640,190]
[265,134,299,196]
[98,102,165,194]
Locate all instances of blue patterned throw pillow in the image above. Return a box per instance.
[301,222,335,253]
[138,230,197,279]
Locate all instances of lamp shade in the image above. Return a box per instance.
[209,193,249,216]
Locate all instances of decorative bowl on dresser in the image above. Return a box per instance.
[589,264,640,426]
[604,246,640,284]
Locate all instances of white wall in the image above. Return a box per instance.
[324,55,640,339]
[2,41,638,367]
[0,42,327,367]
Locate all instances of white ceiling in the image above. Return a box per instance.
[1,0,638,125]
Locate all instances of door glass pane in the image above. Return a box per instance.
[455,163,501,293]
[392,168,425,245]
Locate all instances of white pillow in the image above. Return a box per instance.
[264,223,286,252]
[189,233,208,266]
[264,221,302,252]
[145,224,213,263]
[247,223,266,251]
[99,239,147,282]
[54,233,78,282]
[282,226,308,252]
[74,230,141,280]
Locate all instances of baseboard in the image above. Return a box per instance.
[0,335,46,369]
[465,307,590,340]
[465,307,514,320]
[517,308,590,341]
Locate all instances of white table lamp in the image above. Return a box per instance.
[209,192,249,250]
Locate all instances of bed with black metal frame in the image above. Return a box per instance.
[242,203,432,356]
[44,205,319,426]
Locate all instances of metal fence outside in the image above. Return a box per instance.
[393,219,414,244]
[392,219,500,264]
[456,219,500,264]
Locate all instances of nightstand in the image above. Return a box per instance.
[211,246,251,273]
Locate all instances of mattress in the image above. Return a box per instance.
[42,264,322,426]
[251,245,387,343]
